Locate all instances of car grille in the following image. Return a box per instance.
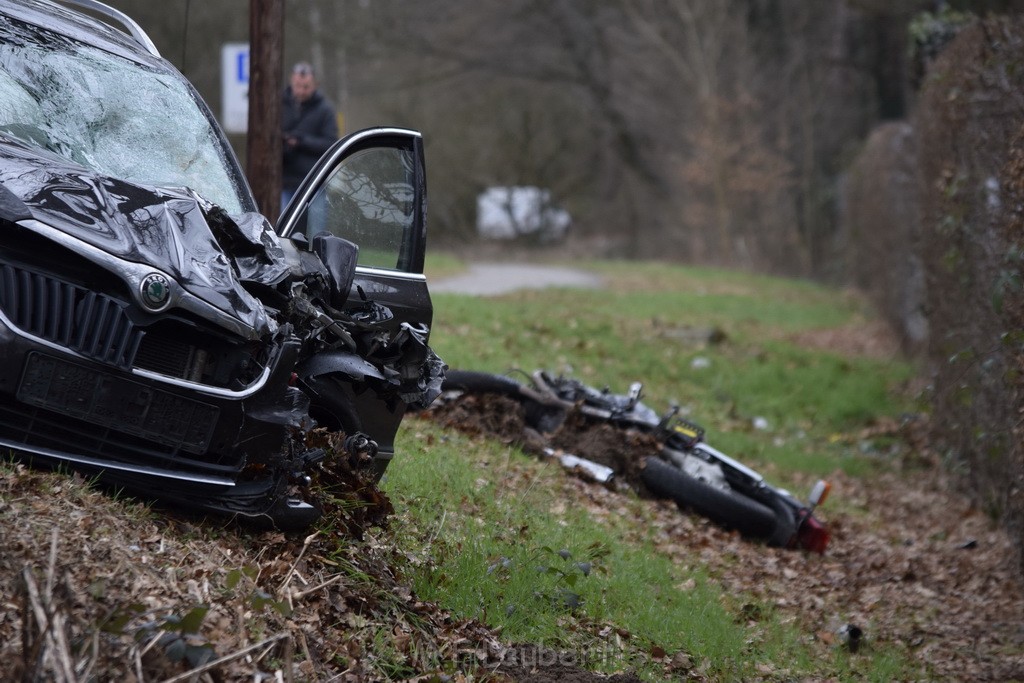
[134,332,202,381]
[0,261,264,390]
[0,262,143,368]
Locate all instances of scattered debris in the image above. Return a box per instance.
[543,448,616,484]
[836,623,864,653]
[427,392,656,493]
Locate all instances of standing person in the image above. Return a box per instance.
[281,61,338,209]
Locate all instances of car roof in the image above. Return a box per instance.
[0,0,162,66]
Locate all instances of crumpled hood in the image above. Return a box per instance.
[0,138,289,337]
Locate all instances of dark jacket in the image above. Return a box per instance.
[281,88,339,192]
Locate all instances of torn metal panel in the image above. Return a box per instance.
[0,145,276,336]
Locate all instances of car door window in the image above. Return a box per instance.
[297,147,416,272]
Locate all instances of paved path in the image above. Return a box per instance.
[430,262,602,296]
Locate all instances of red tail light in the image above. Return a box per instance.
[797,514,830,553]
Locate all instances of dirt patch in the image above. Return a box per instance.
[786,318,902,359]
[429,393,530,445]
[428,393,659,492]
[545,411,660,489]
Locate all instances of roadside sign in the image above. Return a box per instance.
[221,43,249,134]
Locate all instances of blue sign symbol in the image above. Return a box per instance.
[236,51,249,84]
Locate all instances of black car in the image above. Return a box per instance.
[0,0,442,528]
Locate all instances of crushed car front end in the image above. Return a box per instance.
[0,168,324,525]
[0,0,344,527]
[0,0,443,528]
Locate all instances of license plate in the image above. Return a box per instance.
[17,352,219,454]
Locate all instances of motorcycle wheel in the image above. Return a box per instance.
[442,370,525,396]
[765,494,798,548]
[442,370,566,433]
[641,456,780,541]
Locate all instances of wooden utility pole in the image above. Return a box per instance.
[247,0,284,223]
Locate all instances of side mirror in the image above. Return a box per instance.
[311,233,359,309]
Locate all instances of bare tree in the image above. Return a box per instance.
[94,0,931,279]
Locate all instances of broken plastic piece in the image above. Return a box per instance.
[808,480,831,509]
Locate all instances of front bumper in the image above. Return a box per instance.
[0,313,309,510]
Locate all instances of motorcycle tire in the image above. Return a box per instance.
[765,494,798,548]
[442,370,526,397]
[442,370,566,433]
[641,456,778,540]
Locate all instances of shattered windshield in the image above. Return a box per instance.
[0,19,248,214]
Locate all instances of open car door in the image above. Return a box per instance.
[277,127,432,336]
[276,127,435,479]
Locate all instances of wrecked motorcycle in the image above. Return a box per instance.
[0,1,443,529]
[441,370,831,552]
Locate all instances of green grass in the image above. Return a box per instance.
[426,262,913,480]
[387,424,758,678]
[386,260,919,679]
[423,251,467,280]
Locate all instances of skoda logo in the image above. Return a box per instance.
[139,273,171,310]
